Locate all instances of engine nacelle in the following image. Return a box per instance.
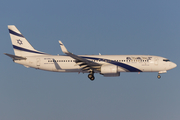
[100,64,120,77]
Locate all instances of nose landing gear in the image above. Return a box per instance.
[157,74,161,79]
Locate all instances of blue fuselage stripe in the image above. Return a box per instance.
[81,56,142,72]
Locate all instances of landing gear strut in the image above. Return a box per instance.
[157,74,161,79]
[88,71,95,81]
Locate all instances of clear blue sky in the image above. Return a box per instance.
[1,0,180,120]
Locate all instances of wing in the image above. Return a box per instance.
[59,41,101,71]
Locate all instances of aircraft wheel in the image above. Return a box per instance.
[157,75,161,79]
[90,76,95,81]
[88,74,93,78]
[88,74,95,81]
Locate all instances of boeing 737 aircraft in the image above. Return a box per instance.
[5,25,177,81]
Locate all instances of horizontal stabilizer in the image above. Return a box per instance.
[4,53,26,60]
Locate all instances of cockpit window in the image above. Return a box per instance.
[163,59,170,62]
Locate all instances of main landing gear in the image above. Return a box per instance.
[88,71,95,81]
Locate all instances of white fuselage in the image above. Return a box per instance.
[14,55,176,73]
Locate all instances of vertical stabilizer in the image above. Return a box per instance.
[8,25,46,56]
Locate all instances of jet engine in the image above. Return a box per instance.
[100,64,120,77]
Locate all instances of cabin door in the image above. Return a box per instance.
[154,57,158,66]
[36,58,41,67]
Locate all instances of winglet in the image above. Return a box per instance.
[59,41,69,54]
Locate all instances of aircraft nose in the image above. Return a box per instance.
[172,62,177,68]
[170,62,177,69]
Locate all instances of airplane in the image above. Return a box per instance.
[4,25,177,81]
